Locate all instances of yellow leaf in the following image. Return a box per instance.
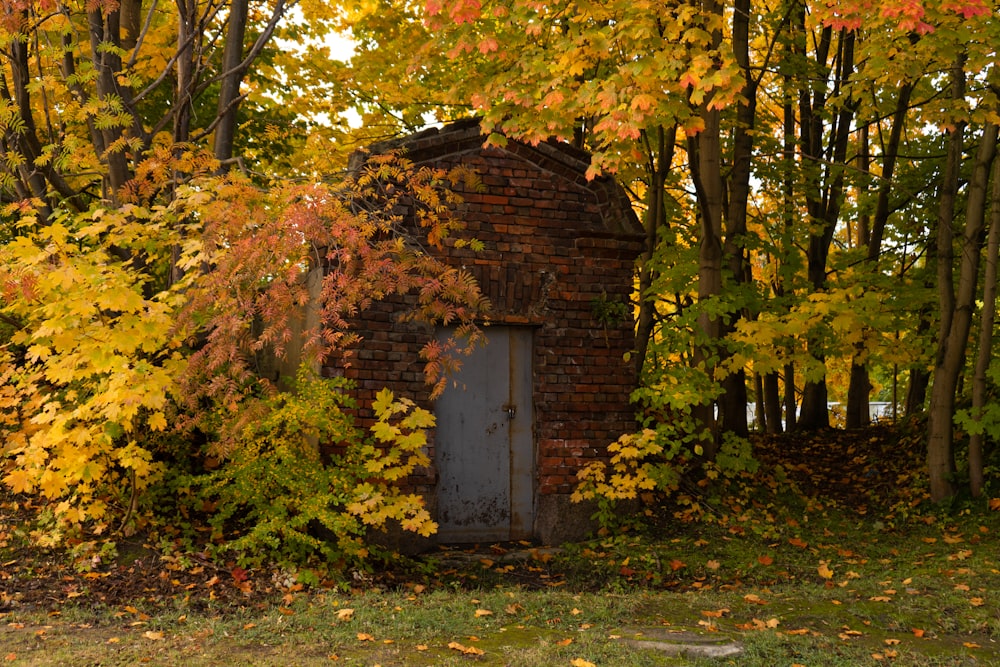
[474,609,493,617]
[148,411,167,432]
[357,633,375,641]
[143,631,164,640]
[336,608,355,621]
[818,563,834,579]
[970,597,985,607]
[571,659,597,667]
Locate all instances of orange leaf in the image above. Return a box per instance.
[701,608,729,618]
[912,628,925,637]
[818,563,834,579]
[357,633,375,642]
[447,641,484,656]
[556,638,573,646]
[758,555,773,566]
[788,537,808,548]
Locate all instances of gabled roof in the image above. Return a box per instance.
[356,118,644,240]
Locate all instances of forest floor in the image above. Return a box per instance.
[2,423,999,665]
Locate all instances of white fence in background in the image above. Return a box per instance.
[744,401,896,430]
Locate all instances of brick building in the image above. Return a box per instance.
[338,120,644,546]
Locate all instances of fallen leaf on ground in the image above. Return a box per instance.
[570,659,596,667]
[474,609,493,617]
[336,608,355,621]
[447,641,484,655]
[143,631,165,640]
[701,608,729,618]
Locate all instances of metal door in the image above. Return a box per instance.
[434,327,534,542]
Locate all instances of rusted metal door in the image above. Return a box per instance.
[434,327,534,542]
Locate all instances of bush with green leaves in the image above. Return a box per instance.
[191,370,436,573]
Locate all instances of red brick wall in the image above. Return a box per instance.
[329,125,643,504]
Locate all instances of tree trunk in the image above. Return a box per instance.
[783,361,797,430]
[797,28,856,432]
[87,8,135,197]
[763,371,783,433]
[635,125,676,374]
[967,151,1000,497]
[927,107,997,502]
[174,0,197,142]
[214,0,250,163]
[846,81,914,428]
[686,0,727,459]
[718,0,755,439]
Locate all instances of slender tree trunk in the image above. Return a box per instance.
[846,81,915,428]
[798,28,856,431]
[175,0,197,142]
[686,0,727,459]
[784,362,797,430]
[88,8,134,196]
[763,371,783,433]
[927,109,997,502]
[968,157,1000,497]
[214,0,250,163]
[719,0,755,438]
[635,125,676,373]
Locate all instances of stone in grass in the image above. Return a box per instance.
[618,628,744,659]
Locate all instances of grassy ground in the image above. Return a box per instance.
[2,426,999,666]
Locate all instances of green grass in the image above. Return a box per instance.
[3,505,999,666]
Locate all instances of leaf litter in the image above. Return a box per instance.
[1,425,999,664]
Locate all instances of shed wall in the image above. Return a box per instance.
[330,128,643,545]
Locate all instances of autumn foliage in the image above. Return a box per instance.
[0,145,486,565]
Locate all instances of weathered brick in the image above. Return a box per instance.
[330,120,643,537]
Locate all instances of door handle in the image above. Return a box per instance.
[503,403,516,420]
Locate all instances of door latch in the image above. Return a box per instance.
[503,403,516,420]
